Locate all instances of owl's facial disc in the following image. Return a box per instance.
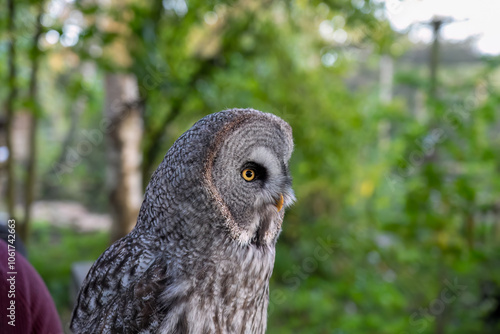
[212,141,294,247]
[207,112,294,247]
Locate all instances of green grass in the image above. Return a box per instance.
[27,221,109,320]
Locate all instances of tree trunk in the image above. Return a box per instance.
[104,74,143,243]
[5,0,17,219]
[379,54,393,103]
[429,19,444,100]
[20,3,43,242]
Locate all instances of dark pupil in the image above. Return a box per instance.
[246,170,253,178]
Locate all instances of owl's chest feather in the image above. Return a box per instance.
[157,246,274,334]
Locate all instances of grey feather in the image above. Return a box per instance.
[71,108,295,333]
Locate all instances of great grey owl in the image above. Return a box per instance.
[71,108,295,333]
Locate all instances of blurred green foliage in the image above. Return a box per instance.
[2,0,500,333]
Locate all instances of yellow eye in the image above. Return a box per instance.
[242,169,256,181]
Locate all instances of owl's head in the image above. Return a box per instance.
[205,110,295,247]
[143,109,294,248]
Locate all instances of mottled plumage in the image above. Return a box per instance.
[71,108,295,333]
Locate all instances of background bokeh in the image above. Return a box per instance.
[1,0,500,333]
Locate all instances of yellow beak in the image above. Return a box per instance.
[275,194,284,212]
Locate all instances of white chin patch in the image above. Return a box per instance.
[237,214,259,245]
[237,231,253,245]
[238,207,281,246]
